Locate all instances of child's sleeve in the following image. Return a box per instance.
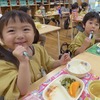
[38,45,55,72]
[0,60,20,99]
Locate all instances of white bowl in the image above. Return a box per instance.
[66,59,91,78]
[43,74,85,100]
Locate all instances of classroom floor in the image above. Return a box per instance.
[44,25,72,60]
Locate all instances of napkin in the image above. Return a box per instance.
[86,44,100,56]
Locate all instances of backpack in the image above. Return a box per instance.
[59,42,72,59]
[64,16,70,29]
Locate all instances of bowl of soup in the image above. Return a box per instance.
[88,80,100,100]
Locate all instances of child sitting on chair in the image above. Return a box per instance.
[68,11,100,57]
[0,10,71,99]
[79,2,89,16]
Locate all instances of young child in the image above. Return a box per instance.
[35,3,45,16]
[0,10,71,99]
[68,11,100,57]
[19,6,46,46]
[79,2,89,16]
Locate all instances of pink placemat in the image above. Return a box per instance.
[23,68,100,100]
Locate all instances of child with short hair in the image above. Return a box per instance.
[68,11,100,56]
[0,10,71,99]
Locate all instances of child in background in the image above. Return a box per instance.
[0,10,71,99]
[35,3,45,16]
[69,3,79,27]
[79,2,89,16]
[19,6,46,46]
[68,11,100,57]
[50,3,60,26]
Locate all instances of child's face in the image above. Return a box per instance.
[27,10,32,17]
[83,18,100,35]
[1,17,35,50]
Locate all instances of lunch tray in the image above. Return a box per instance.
[24,68,100,100]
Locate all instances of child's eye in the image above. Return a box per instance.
[95,23,99,26]
[23,28,30,31]
[8,30,14,33]
[89,22,92,24]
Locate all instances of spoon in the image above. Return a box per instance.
[96,48,100,54]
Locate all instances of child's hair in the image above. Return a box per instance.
[81,2,88,11]
[82,11,100,26]
[71,3,78,10]
[19,6,31,13]
[0,10,39,42]
[0,10,39,67]
[39,3,44,8]
[70,3,79,14]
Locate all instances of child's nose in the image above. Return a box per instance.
[92,24,95,28]
[16,32,25,39]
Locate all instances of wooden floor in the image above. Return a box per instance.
[44,28,72,59]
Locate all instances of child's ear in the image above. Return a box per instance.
[0,38,4,46]
[82,23,85,28]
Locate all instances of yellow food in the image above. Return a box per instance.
[69,81,80,97]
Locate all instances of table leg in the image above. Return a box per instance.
[43,17,45,24]
[57,31,60,55]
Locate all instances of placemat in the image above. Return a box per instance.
[23,68,100,100]
[86,44,100,56]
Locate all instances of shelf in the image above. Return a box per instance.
[27,0,34,5]
[10,0,17,6]
[36,0,42,3]
[0,0,72,15]
[0,0,8,7]
[44,0,48,2]
[19,0,27,6]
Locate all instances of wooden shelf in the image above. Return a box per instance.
[0,0,72,15]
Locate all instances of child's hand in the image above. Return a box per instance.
[83,37,92,48]
[60,53,71,65]
[13,45,29,62]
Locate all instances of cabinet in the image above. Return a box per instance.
[0,0,72,15]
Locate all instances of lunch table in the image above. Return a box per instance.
[23,46,100,100]
[38,24,61,55]
[35,12,69,24]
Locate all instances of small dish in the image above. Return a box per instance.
[97,43,100,48]
[43,74,85,100]
[66,59,91,78]
[88,80,100,99]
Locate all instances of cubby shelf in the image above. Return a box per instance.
[0,0,72,15]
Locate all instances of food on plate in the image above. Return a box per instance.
[61,78,80,97]
[69,81,80,97]
[45,85,68,100]
[43,74,85,100]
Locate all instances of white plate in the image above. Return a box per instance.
[43,74,85,100]
[66,59,91,78]
[97,43,100,48]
